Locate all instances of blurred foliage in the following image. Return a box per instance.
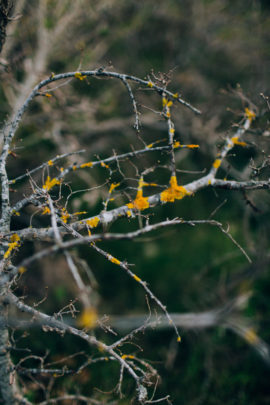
[1,0,270,403]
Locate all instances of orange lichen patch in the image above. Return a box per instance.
[121,354,135,360]
[77,307,98,329]
[133,274,142,282]
[127,189,149,211]
[186,144,199,149]
[212,159,221,169]
[109,182,120,193]
[47,160,53,166]
[86,217,99,228]
[101,161,109,169]
[4,234,20,259]
[160,176,190,203]
[173,141,180,149]
[231,136,247,147]
[45,93,52,98]
[72,165,77,171]
[144,182,158,187]
[41,206,51,215]
[80,161,93,168]
[61,209,70,223]
[74,72,87,81]
[147,143,153,148]
[126,177,149,211]
[162,97,173,108]
[244,328,259,345]
[43,176,60,191]
[245,108,256,123]
[110,256,121,265]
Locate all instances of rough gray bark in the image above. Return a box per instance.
[0,0,13,54]
[0,305,21,404]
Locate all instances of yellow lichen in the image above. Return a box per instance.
[126,177,149,211]
[19,266,27,274]
[162,97,168,107]
[173,141,180,149]
[244,328,258,345]
[77,307,98,329]
[86,217,99,228]
[12,211,20,216]
[127,190,149,211]
[4,234,20,259]
[101,161,109,169]
[74,72,87,81]
[126,210,132,218]
[80,161,93,168]
[121,354,135,360]
[147,81,153,88]
[160,176,190,203]
[61,209,70,223]
[133,274,142,282]
[41,207,51,215]
[47,160,53,166]
[110,256,121,265]
[169,128,175,134]
[231,136,247,147]
[45,93,52,98]
[109,182,120,193]
[212,159,221,169]
[173,92,179,99]
[245,108,256,123]
[177,336,181,342]
[43,176,60,191]
[187,144,199,149]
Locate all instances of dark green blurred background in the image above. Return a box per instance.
[2,0,270,403]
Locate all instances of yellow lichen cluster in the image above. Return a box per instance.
[74,72,87,81]
[41,206,51,215]
[61,209,70,223]
[245,108,256,123]
[126,177,149,211]
[86,217,99,228]
[43,176,60,191]
[109,183,120,193]
[212,159,221,169]
[4,234,20,259]
[160,176,190,203]
[231,136,247,147]
[80,161,93,168]
[110,256,121,265]
[77,307,98,329]
[244,328,258,345]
